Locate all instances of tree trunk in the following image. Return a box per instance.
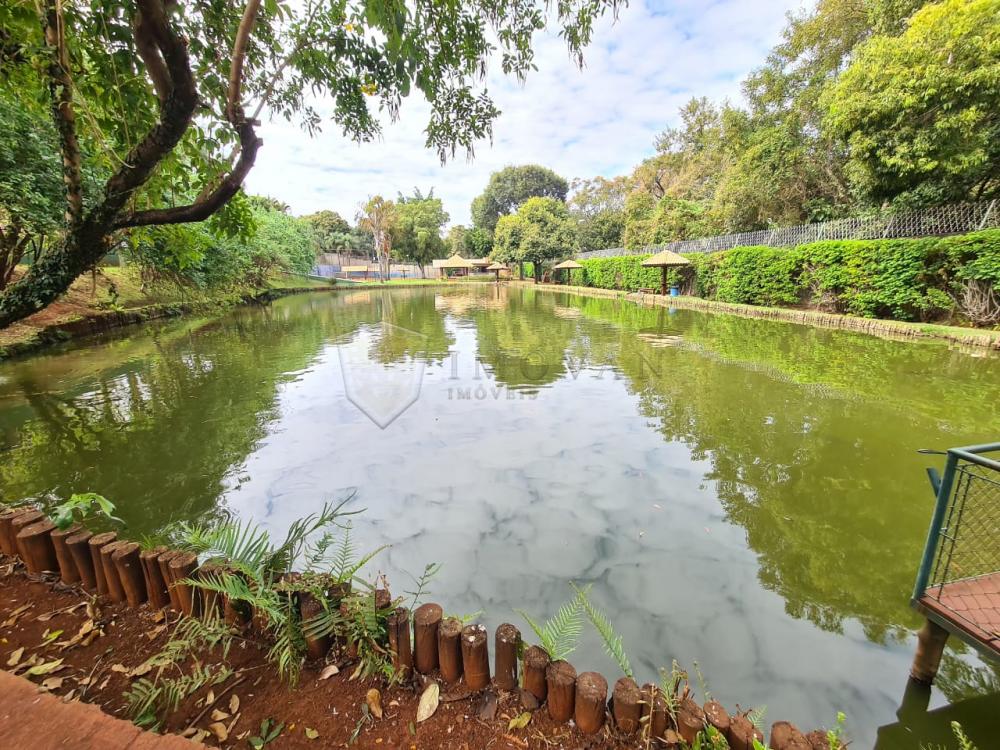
[0,229,108,329]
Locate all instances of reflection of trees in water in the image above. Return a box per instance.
[0,298,344,534]
[366,290,453,365]
[471,288,580,391]
[561,293,998,642]
[935,651,1000,704]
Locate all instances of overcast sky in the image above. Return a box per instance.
[244,0,804,226]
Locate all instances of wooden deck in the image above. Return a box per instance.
[915,572,1000,656]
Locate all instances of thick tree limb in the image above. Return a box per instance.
[113,119,261,228]
[227,0,263,122]
[113,0,264,229]
[42,0,83,225]
[98,0,199,220]
[133,9,171,102]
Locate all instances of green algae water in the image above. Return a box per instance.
[1,285,997,748]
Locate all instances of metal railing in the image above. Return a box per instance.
[579,200,1000,259]
[912,444,1000,629]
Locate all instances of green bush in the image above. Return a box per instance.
[711,245,801,306]
[567,229,1000,325]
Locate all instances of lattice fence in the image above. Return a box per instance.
[578,200,1000,259]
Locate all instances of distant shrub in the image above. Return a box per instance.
[569,229,1000,326]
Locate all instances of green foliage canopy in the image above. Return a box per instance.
[471,165,569,232]
[491,197,578,280]
[393,189,449,271]
[824,0,1000,206]
[0,0,622,328]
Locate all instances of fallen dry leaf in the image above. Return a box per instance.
[229,694,240,714]
[508,712,532,731]
[27,659,65,676]
[319,664,339,680]
[2,603,32,627]
[204,689,215,706]
[366,688,383,719]
[6,646,24,666]
[305,728,319,740]
[40,676,64,691]
[211,709,230,722]
[416,682,440,723]
[207,722,228,742]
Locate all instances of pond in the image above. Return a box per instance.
[1,285,998,748]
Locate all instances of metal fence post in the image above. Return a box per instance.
[912,451,959,601]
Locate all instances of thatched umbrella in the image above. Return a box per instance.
[486,261,506,282]
[438,254,475,278]
[641,249,690,295]
[552,259,584,285]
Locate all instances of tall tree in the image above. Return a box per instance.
[568,175,629,251]
[471,165,569,232]
[304,210,353,254]
[491,196,577,282]
[446,225,469,256]
[0,0,623,328]
[824,0,1000,206]
[394,188,448,275]
[357,195,396,280]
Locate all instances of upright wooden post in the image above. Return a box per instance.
[523,645,550,702]
[66,529,96,590]
[730,714,764,750]
[0,508,37,556]
[677,697,707,745]
[299,589,331,660]
[100,541,128,603]
[157,550,182,611]
[140,547,170,610]
[413,603,443,674]
[612,676,641,734]
[575,672,607,734]
[661,266,667,296]
[10,510,44,560]
[387,607,413,679]
[910,618,949,684]
[438,617,463,683]
[169,552,200,617]
[640,683,667,744]
[494,623,520,690]
[704,700,731,742]
[17,520,59,574]
[87,532,118,597]
[461,624,490,691]
[546,660,577,722]
[113,542,147,608]
[51,524,82,584]
[769,721,810,750]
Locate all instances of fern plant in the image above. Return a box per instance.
[123,613,235,729]
[515,588,589,662]
[571,583,632,678]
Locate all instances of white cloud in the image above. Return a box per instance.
[244,0,802,225]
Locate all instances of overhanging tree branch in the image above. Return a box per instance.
[112,0,264,230]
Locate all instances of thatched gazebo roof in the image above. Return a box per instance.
[438,254,475,269]
[486,262,506,271]
[641,249,690,267]
[552,259,584,270]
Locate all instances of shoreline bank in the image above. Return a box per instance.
[512,280,1000,351]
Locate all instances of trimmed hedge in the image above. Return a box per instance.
[571,230,1000,325]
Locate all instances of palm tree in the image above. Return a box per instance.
[357,196,397,281]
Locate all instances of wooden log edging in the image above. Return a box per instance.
[0,507,837,746]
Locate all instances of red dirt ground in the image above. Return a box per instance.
[0,562,643,749]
